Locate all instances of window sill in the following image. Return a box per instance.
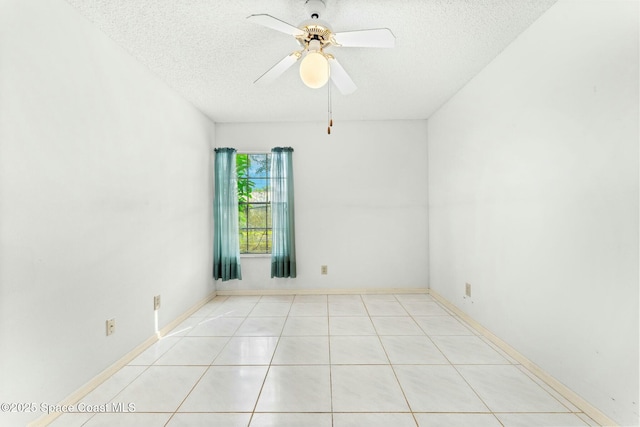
[241,254,271,258]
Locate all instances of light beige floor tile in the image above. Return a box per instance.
[234,317,286,336]
[431,335,509,364]
[82,413,172,427]
[248,302,292,317]
[167,413,251,427]
[364,301,408,316]
[255,366,332,412]
[381,335,449,364]
[213,336,279,365]
[329,316,377,335]
[456,365,570,413]
[289,302,328,316]
[414,315,474,335]
[294,294,328,303]
[333,413,417,427]
[414,413,502,427]
[328,302,368,316]
[128,337,182,366]
[281,316,328,336]
[178,366,268,412]
[331,365,409,412]
[330,336,388,364]
[47,413,95,427]
[328,295,362,303]
[272,336,330,364]
[114,366,207,412]
[394,293,433,302]
[394,365,489,412]
[401,301,450,316]
[79,365,147,405]
[496,413,589,426]
[371,316,424,335]
[154,337,229,365]
[187,316,244,336]
[251,413,332,427]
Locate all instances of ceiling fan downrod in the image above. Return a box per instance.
[305,0,326,19]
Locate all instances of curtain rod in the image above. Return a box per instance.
[212,149,268,154]
[212,148,293,153]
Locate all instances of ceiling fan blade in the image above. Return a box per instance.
[333,28,395,48]
[254,52,301,85]
[247,14,305,37]
[328,57,357,95]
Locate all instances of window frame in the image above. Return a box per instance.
[237,152,272,256]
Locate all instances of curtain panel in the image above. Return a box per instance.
[270,147,296,278]
[213,148,242,281]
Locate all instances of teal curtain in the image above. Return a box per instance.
[213,148,242,281]
[270,147,296,278]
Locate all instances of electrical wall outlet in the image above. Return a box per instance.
[465,283,472,297]
[106,318,116,336]
[321,265,328,275]
[154,295,161,311]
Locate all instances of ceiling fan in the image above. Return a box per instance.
[247,0,395,95]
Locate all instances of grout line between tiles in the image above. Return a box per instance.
[163,364,211,427]
[376,298,421,427]
[327,297,335,427]
[247,304,289,425]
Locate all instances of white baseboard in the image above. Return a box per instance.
[30,291,217,427]
[215,287,429,296]
[429,288,618,427]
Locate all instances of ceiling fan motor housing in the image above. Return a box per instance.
[295,20,333,50]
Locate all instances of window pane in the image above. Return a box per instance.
[249,154,269,178]
[239,230,249,253]
[265,229,272,253]
[237,178,252,203]
[247,204,267,228]
[238,153,272,254]
[248,188,268,203]
[238,203,248,228]
[246,229,270,254]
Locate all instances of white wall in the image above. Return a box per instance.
[0,1,215,425]
[427,0,638,425]
[215,120,429,292]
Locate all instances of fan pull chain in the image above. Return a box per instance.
[327,78,333,134]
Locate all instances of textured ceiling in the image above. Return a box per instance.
[64,0,557,123]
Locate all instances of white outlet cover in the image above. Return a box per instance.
[106,319,115,336]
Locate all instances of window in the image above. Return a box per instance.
[237,153,272,254]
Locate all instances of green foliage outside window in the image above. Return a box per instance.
[236,153,254,226]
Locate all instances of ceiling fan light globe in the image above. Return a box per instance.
[299,52,330,89]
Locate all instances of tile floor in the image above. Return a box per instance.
[50,294,600,427]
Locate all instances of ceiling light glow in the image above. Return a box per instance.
[299,51,330,88]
